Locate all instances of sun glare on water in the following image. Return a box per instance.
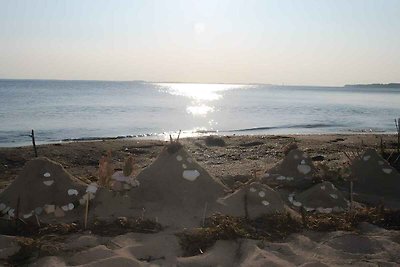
[156,83,248,116]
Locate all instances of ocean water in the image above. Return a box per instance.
[0,79,399,147]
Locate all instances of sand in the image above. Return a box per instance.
[0,157,88,222]
[291,181,349,213]
[218,182,288,219]
[3,223,399,266]
[351,148,400,206]
[1,134,400,265]
[262,148,317,189]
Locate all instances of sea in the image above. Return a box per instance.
[1,79,399,147]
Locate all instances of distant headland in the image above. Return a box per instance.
[344,83,400,88]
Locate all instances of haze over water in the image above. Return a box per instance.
[1,79,399,147]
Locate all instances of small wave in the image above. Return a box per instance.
[229,123,343,132]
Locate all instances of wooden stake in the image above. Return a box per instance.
[30,129,38,157]
[84,193,90,229]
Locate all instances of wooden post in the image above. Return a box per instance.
[395,118,400,153]
[30,129,38,157]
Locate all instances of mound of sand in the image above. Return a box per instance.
[351,149,400,200]
[262,149,316,188]
[123,143,228,228]
[217,182,286,219]
[0,157,91,222]
[290,181,349,213]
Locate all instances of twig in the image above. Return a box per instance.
[177,130,182,141]
[84,193,90,229]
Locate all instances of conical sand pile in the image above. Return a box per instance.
[351,149,400,200]
[126,143,227,227]
[262,149,316,188]
[0,157,89,221]
[290,181,349,213]
[218,182,286,219]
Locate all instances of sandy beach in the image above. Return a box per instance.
[1,134,400,266]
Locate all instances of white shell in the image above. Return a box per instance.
[258,191,266,198]
[182,170,200,181]
[331,184,336,189]
[382,168,393,174]
[8,209,15,217]
[321,185,326,190]
[261,200,270,206]
[276,176,286,181]
[264,173,270,177]
[330,194,338,199]
[305,207,315,212]
[249,187,257,192]
[23,212,33,219]
[86,183,98,194]
[61,205,69,212]
[0,203,6,211]
[297,165,311,175]
[292,200,302,207]
[68,203,74,210]
[43,172,51,177]
[68,189,79,196]
[288,196,294,202]
[176,155,183,161]
[301,159,306,164]
[286,176,294,181]
[43,180,54,186]
[363,155,371,161]
[182,164,187,169]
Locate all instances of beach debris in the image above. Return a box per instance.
[123,155,135,176]
[43,172,51,177]
[176,155,183,161]
[289,181,349,213]
[44,204,55,214]
[217,182,288,219]
[182,170,201,181]
[98,151,114,188]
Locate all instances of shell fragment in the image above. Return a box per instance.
[43,180,54,186]
[182,170,200,181]
[68,189,79,196]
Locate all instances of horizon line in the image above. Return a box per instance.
[1,77,399,88]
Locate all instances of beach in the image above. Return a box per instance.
[1,134,398,190]
[1,134,400,266]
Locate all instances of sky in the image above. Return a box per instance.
[0,0,399,86]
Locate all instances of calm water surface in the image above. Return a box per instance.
[0,80,399,147]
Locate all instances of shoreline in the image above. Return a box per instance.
[1,133,398,190]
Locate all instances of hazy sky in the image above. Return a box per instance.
[1,0,399,85]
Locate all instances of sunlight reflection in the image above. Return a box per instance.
[186,104,214,116]
[156,83,247,101]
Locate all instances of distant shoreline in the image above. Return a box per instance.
[344,83,400,88]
